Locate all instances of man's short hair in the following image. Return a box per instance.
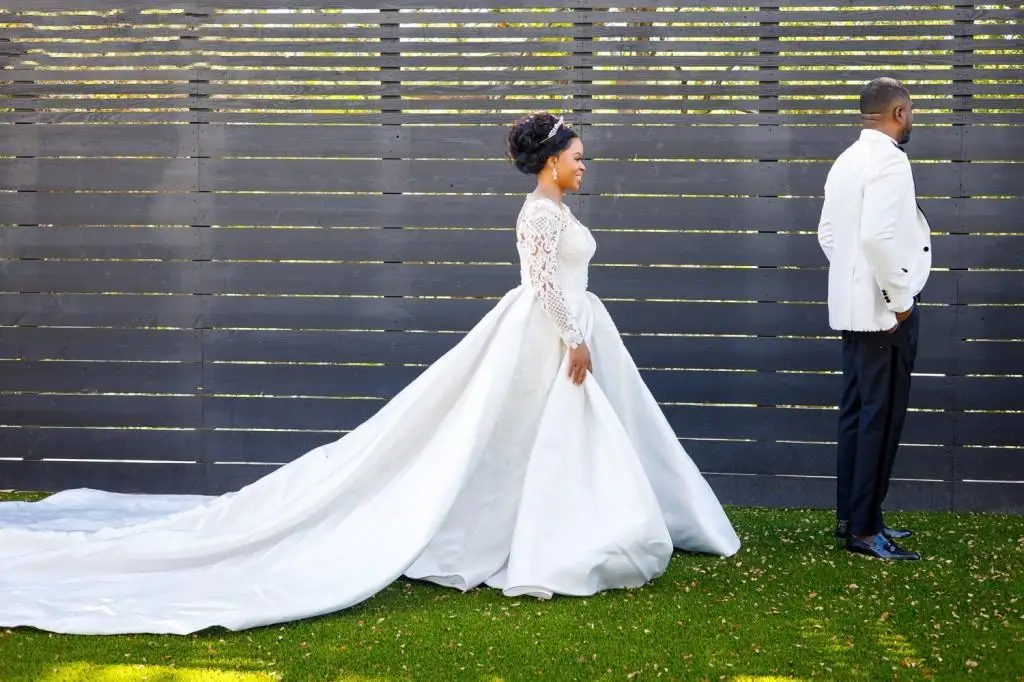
[860,77,910,115]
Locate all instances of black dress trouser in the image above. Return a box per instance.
[835,305,920,536]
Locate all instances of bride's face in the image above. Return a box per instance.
[553,138,586,192]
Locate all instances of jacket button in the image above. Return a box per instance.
[924,247,930,252]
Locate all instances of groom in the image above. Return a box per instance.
[816,77,932,561]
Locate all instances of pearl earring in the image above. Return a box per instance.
[552,165,558,182]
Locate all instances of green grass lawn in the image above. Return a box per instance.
[1,492,1021,682]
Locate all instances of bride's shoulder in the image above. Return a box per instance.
[519,194,569,222]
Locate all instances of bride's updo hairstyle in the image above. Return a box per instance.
[507,112,578,175]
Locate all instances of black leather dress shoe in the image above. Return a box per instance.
[846,534,921,561]
[835,520,912,541]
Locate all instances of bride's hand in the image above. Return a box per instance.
[568,343,592,385]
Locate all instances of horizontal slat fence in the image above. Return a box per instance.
[1,2,1022,512]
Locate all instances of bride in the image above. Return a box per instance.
[0,112,740,635]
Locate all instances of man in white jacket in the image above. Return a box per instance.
[818,77,932,561]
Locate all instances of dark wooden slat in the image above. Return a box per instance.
[199,295,498,333]
[955,448,1024,484]
[1,227,201,259]
[193,195,1017,233]
[190,123,1010,162]
[196,296,982,338]
[690,441,955,481]
[578,52,1019,68]
[963,162,1024,196]
[0,123,197,156]
[0,159,197,191]
[2,112,199,124]
[152,82,1011,104]
[705,474,952,512]
[583,197,1023,233]
[0,426,201,463]
[198,122,494,160]
[86,36,1008,57]
[0,0,1000,18]
[958,198,1024,233]
[650,372,1021,413]
[2,261,202,295]
[581,160,966,198]
[202,329,457,365]
[0,328,202,362]
[580,83,1024,98]
[0,460,260,496]
[957,273,1024,305]
[197,431,960,481]
[188,261,970,306]
[185,112,1011,126]
[0,394,202,428]
[3,0,196,11]
[1,196,1018,238]
[0,82,194,96]
[25,52,1003,71]
[0,193,200,227]
[2,69,195,82]
[584,125,967,162]
[577,112,1024,126]
[203,429,341,465]
[0,360,200,394]
[192,0,1006,9]
[193,228,1024,270]
[953,413,1023,448]
[20,55,199,68]
[3,431,1012,508]
[198,329,1019,377]
[953,341,1024,376]
[668,405,1014,448]
[0,326,1016,377]
[961,126,1024,160]
[0,457,970,507]
[0,294,202,328]
[952,482,1024,514]
[13,98,196,113]
[30,20,995,40]
[200,396,966,445]
[185,8,1015,24]
[196,158,966,196]
[13,66,1011,85]
[197,194,534,229]
[2,294,1018,340]
[623,335,1021,378]
[954,305,1024,342]
[196,262,517,298]
[202,363,1022,411]
[189,97,1023,115]
[197,158,526,193]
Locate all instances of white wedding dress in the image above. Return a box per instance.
[0,192,741,635]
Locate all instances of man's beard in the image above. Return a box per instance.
[899,125,912,145]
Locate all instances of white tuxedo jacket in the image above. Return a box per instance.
[818,129,932,332]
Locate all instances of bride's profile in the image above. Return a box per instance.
[0,112,741,636]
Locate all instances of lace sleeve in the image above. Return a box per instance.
[519,203,585,349]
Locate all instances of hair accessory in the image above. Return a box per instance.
[542,116,565,143]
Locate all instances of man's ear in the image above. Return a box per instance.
[893,103,908,124]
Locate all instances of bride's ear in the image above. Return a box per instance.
[545,154,559,182]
